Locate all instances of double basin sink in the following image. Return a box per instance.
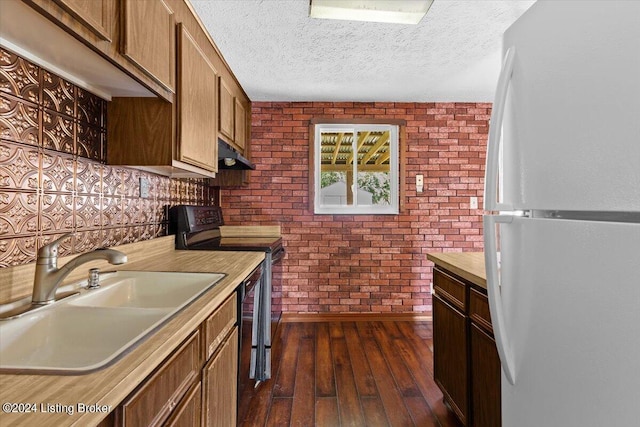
[0,271,225,373]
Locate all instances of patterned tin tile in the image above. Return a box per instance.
[121,167,139,197]
[73,229,101,253]
[102,166,124,197]
[0,191,38,237]
[101,196,123,227]
[0,234,37,267]
[122,197,140,224]
[139,223,154,241]
[156,176,171,201]
[40,193,74,233]
[76,88,103,127]
[0,140,39,191]
[0,49,218,268]
[153,222,168,238]
[76,122,101,161]
[74,194,101,230]
[154,200,169,224]
[121,225,138,244]
[138,198,154,224]
[41,70,74,118]
[0,47,39,103]
[41,109,75,155]
[101,226,122,248]
[169,178,180,204]
[41,150,74,193]
[0,94,39,146]
[75,156,102,195]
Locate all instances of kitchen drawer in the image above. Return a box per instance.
[202,293,237,360]
[434,268,467,312]
[118,331,201,426]
[469,288,493,335]
[164,381,202,427]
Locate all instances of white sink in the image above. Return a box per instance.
[0,271,225,373]
[69,271,226,309]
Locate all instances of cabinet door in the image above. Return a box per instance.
[52,0,114,41]
[234,99,246,152]
[433,294,469,425]
[471,324,501,427]
[118,331,201,426]
[177,23,218,172]
[218,77,235,142]
[165,381,202,427]
[122,0,175,92]
[202,328,238,427]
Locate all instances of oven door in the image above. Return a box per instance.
[237,263,263,420]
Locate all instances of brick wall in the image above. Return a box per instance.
[220,102,490,314]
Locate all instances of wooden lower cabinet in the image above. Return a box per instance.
[202,328,238,427]
[112,293,239,427]
[433,267,501,426]
[433,293,469,424]
[470,324,501,427]
[165,381,202,427]
[117,331,201,426]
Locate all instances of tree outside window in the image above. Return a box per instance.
[314,124,399,214]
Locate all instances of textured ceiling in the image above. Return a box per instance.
[190,0,535,102]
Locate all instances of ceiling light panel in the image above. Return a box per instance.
[309,0,434,25]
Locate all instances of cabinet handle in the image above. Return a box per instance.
[484,47,515,211]
[483,214,516,385]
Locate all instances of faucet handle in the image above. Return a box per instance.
[37,232,75,258]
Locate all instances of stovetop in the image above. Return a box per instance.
[170,205,283,253]
[187,236,283,253]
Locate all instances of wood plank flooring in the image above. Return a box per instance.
[239,320,462,427]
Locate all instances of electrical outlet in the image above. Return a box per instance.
[470,196,478,209]
[139,177,150,198]
[416,174,424,193]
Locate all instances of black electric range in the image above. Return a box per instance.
[170,205,283,254]
[169,205,283,390]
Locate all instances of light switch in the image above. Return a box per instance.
[416,174,424,193]
[470,196,478,209]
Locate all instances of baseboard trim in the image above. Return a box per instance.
[281,312,432,323]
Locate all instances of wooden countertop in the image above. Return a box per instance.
[0,246,264,427]
[426,252,486,290]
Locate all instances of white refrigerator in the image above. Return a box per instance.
[483,1,640,426]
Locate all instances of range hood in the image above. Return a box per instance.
[218,140,255,170]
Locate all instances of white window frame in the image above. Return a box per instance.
[314,123,399,215]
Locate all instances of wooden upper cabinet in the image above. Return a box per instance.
[177,23,218,172]
[218,77,235,143]
[51,0,114,41]
[234,99,247,152]
[122,0,175,92]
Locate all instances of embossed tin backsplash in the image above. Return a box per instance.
[0,47,215,267]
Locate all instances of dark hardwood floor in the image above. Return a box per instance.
[239,320,462,427]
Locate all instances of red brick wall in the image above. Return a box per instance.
[220,102,490,313]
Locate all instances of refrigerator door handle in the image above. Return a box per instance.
[484,47,516,212]
[484,214,517,385]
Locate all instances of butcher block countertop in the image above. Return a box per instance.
[0,237,264,427]
[426,252,486,290]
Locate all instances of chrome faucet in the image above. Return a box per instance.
[32,233,128,305]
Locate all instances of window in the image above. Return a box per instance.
[313,123,399,214]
